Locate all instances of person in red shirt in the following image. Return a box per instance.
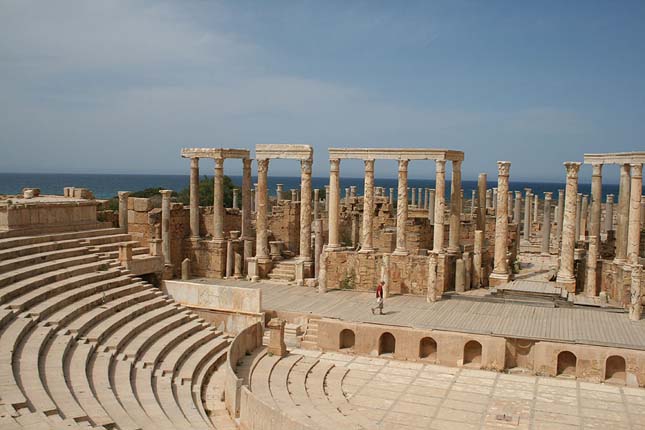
[371,281,384,315]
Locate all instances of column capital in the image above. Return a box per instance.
[364,159,375,172]
[118,191,130,199]
[257,158,269,173]
[160,189,173,198]
[630,163,643,177]
[301,158,312,174]
[607,194,614,202]
[214,158,224,169]
[544,192,553,200]
[330,158,340,172]
[399,159,409,171]
[514,191,522,197]
[435,159,445,172]
[591,163,603,176]
[563,162,582,179]
[452,159,462,169]
[242,157,252,168]
[497,161,511,177]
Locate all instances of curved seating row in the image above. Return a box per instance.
[0,228,234,429]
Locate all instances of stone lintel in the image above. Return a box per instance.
[255,144,313,160]
[583,152,645,165]
[181,147,251,160]
[328,148,464,161]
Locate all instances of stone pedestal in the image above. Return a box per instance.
[267,318,288,357]
[181,258,191,280]
[118,242,133,265]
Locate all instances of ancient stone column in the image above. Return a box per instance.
[291,189,298,202]
[485,188,493,210]
[556,162,581,292]
[473,230,483,288]
[641,196,645,233]
[276,184,284,203]
[213,158,225,241]
[433,160,446,253]
[556,189,565,245]
[411,186,416,207]
[507,192,513,221]
[427,252,438,302]
[448,160,462,254]
[226,239,234,278]
[580,195,589,241]
[251,187,256,213]
[489,161,511,286]
[241,159,253,274]
[533,194,539,229]
[394,159,409,255]
[117,191,129,233]
[360,159,375,252]
[627,163,643,265]
[232,188,239,209]
[585,235,598,297]
[299,159,313,262]
[589,164,603,243]
[630,265,643,321]
[492,188,498,211]
[541,192,553,256]
[477,174,487,233]
[313,188,320,220]
[314,219,323,279]
[419,187,424,208]
[255,159,270,261]
[189,157,200,238]
[351,213,359,247]
[455,259,465,293]
[328,159,341,248]
[513,191,522,224]
[160,189,173,266]
[604,194,614,233]
[575,193,583,242]
[428,189,436,224]
[389,187,394,206]
[324,185,330,211]
[381,254,390,299]
[470,190,476,221]
[523,189,532,242]
[425,188,430,210]
[616,164,631,262]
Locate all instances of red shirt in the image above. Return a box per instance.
[376,284,383,298]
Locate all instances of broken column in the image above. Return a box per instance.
[276,184,283,203]
[584,235,598,297]
[489,161,511,287]
[604,194,614,233]
[118,191,130,232]
[556,162,581,293]
[513,191,522,224]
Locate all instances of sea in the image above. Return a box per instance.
[0,172,624,200]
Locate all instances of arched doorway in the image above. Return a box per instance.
[605,355,626,383]
[463,340,482,367]
[419,337,437,361]
[378,332,396,356]
[339,329,355,350]
[556,351,577,376]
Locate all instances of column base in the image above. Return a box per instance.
[556,274,576,293]
[488,272,511,287]
[358,247,375,254]
[392,248,409,256]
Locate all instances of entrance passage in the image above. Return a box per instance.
[556,351,577,376]
[378,332,396,356]
[463,340,482,367]
[419,337,437,361]
[339,329,355,350]
[605,355,626,383]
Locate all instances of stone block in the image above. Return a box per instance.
[133,197,153,212]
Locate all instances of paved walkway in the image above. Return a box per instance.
[293,349,645,430]
[193,278,645,351]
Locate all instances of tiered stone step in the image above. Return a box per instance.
[267,259,297,282]
[300,319,320,350]
[0,227,234,429]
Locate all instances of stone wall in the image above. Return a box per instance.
[268,201,300,254]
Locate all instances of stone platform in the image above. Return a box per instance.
[196,278,645,351]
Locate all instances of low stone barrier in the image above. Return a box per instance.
[239,385,316,430]
[224,321,262,418]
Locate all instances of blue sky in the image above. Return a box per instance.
[1,1,644,183]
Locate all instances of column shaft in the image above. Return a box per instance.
[523,189,532,241]
[556,162,581,292]
[448,160,462,253]
[541,192,553,255]
[490,162,511,283]
[589,163,603,241]
[299,159,313,260]
[241,159,252,239]
[360,159,375,252]
[213,158,225,241]
[160,189,173,266]
[428,189,436,224]
[255,159,270,260]
[604,194,614,233]
[394,159,409,255]
[616,164,631,262]
[433,160,446,252]
[118,191,130,233]
[627,164,643,265]
[328,159,341,248]
[477,174,487,234]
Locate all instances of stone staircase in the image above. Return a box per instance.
[262,322,304,349]
[300,319,320,350]
[267,259,297,282]
[0,227,236,429]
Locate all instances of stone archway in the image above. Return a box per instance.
[339,329,355,350]
[379,332,396,356]
[463,340,482,367]
[605,355,626,383]
[556,351,577,376]
[419,337,437,361]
